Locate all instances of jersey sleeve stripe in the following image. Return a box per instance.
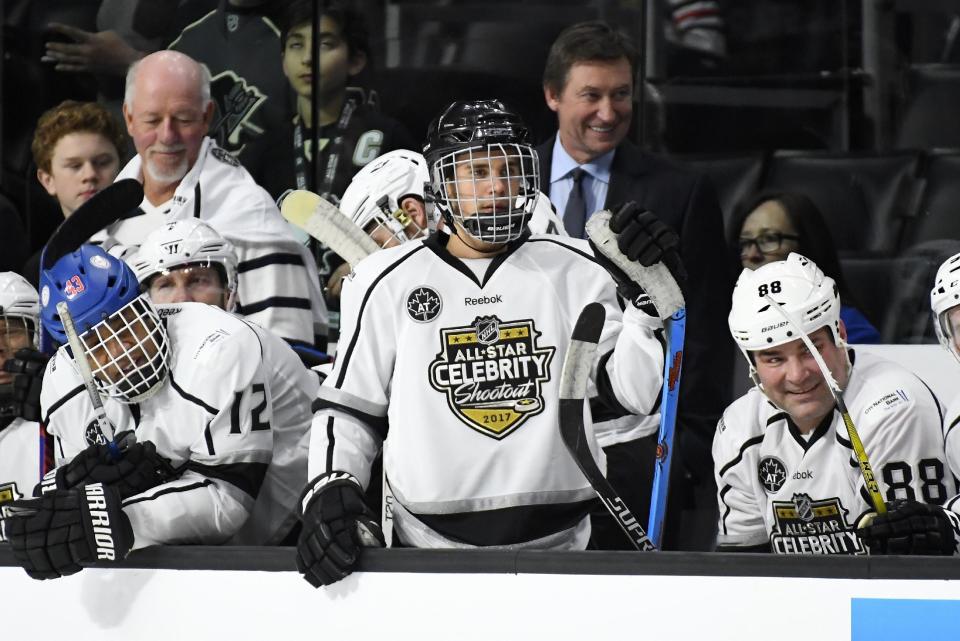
[312,398,388,440]
[918,378,945,427]
[324,415,335,473]
[236,296,312,315]
[946,415,960,442]
[42,384,84,424]
[237,252,305,273]
[718,434,764,477]
[122,479,214,506]
[170,374,219,414]
[719,483,733,535]
[525,237,599,264]
[591,349,644,420]
[203,420,215,456]
[186,461,269,499]
[335,245,427,388]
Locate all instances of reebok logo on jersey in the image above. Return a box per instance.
[84,484,117,560]
[464,295,502,306]
[769,493,866,555]
[428,315,555,440]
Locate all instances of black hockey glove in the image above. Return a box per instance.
[3,348,50,423]
[296,471,385,588]
[2,482,133,580]
[588,203,686,316]
[36,433,179,500]
[856,499,959,556]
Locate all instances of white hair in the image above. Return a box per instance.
[124,56,212,110]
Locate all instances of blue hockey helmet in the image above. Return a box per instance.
[40,244,170,403]
[39,244,140,344]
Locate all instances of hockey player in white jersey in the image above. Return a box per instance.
[296,99,683,587]
[129,219,320,544]
[854,252,960,556]
[715,253,953,555]
[0,273,45,517]
[1,245,273,579]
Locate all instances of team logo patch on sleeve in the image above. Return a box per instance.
[407,286,442,322]
[758,456,787,493]
[769,493,866,555]
[428,316,555,439]
[84,420,110,446]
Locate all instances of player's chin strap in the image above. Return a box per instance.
[443,212,511,256]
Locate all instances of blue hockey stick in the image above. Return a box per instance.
[647,307,686,548]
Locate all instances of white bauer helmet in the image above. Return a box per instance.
[339,149,431,247]
[931,251,960,362]
[728,253,846,388]
[0,271,40,346]
[129,219,239,312]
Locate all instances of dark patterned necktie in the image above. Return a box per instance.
[563,167,587,238]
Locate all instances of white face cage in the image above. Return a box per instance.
[363,195,429,248]
[931,251,960,363]
[79,296,170,403]
[433,143,539,245]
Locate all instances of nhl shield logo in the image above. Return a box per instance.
[758,456,787,493]
[793,493,815,522]
[428,316,554,439]
[406,286,442,323]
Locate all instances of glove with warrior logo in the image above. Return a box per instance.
[2,482,133,580]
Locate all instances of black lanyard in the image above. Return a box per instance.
[293,96,357,201]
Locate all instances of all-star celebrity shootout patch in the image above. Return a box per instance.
[429,315,555,439]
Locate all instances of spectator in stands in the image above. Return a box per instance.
[23,100,126,287]
[95,50,328,351]
[537,20,733,551]
[267,0,416,338]
[729,191,881,344]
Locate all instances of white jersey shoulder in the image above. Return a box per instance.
[0,418,42,512]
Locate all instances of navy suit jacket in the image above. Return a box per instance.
[537,136,735,471]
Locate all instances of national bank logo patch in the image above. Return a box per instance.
[769,493,866,555]
[428,315,555,439]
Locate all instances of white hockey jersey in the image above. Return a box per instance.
[40,303,274,549]
[229,319,320,545]
[714,350,954,554]
[310,232,665,549]
[0,417,42,536]
[100,137,328,346]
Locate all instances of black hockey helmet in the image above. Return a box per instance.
[423,99,539,245]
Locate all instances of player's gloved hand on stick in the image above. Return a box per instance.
[35,432,178,500]
[856,499,959,556]
[2,482,133,580]
[588,202,686,317]
[3,348,50,422]
[296,471,385,588]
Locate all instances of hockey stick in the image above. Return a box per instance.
[559,302,656,551]
[280,189,379,268]
[39,179,144,353]
[55,301,119,453]
[647,307,686,548]
[762,295,886,515]
[279,189,396,542]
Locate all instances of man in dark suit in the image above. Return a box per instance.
[538,21,734,550]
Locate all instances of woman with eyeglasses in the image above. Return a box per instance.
[728,191,881,343]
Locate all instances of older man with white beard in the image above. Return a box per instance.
[95,50,327,350]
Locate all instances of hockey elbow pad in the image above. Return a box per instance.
[296,471,384,588]
[3,483,133,580]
